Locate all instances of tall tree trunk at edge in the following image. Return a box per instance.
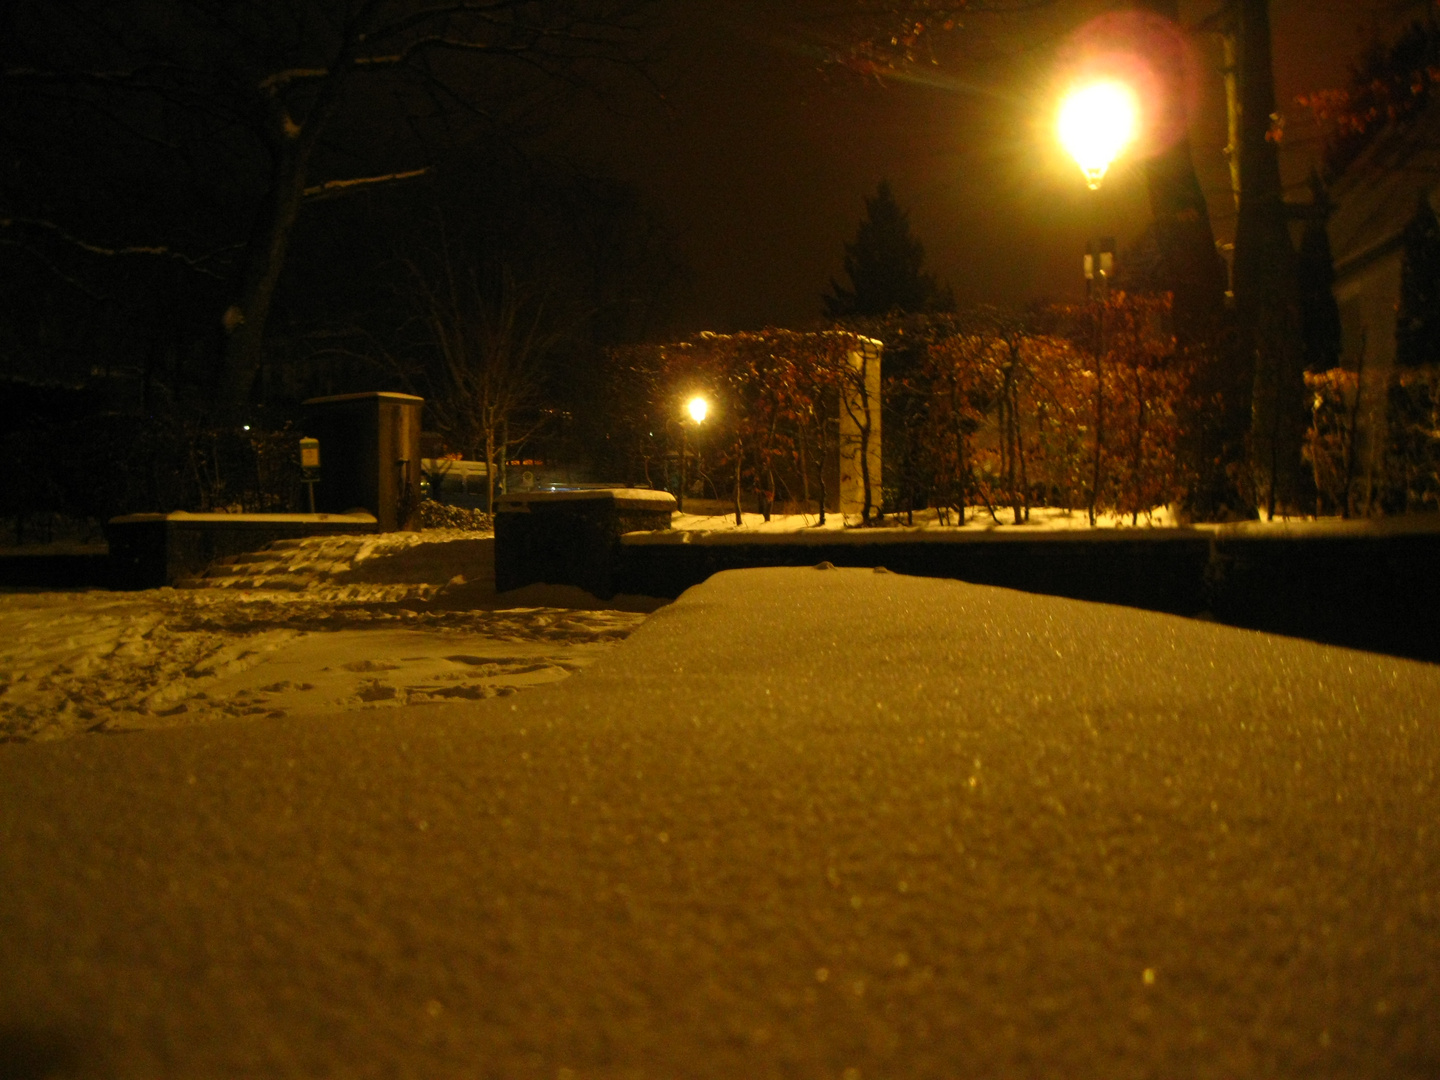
[1138,0,1229,341]
[1232,0,1305,517]
[1139,0,1253,520]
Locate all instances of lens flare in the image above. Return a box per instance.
[687,396,708,424]
[1057,81,1139,189]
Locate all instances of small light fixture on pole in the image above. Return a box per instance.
[678,396,708,513]
[1059,78,1138,298]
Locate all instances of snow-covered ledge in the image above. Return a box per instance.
[107,511,378,590]
[493,488,678,513]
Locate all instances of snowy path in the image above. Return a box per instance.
[2,567,1438,1077]
[0,530,654,743]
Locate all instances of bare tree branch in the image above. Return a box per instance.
[258,67,330,92]
[0,216,232,276]
[0,236,109,300]
[302,167,429,201]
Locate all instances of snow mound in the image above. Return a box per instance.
[179,528,485,593]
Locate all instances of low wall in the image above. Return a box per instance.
[494,489,676,599]
[618,528,1212,615]
[107,512,379,589]
[612,519,1440,663]
[1206,518,1440,662]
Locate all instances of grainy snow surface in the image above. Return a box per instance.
[0,530,655,743]
[2,565,1438,1078]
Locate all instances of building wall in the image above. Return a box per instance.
[1334,246,1402,509]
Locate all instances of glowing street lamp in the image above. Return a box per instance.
[687,396,708,424]
[1057,80,1139,190]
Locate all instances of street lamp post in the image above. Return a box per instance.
[1059,78,1138,298]
[1057,79,1138,525]
[678,396,707,514]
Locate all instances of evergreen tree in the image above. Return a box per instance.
[1398,193,1440,368]
[823,181,953,318]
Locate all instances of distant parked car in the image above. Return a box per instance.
[420,459,491,511]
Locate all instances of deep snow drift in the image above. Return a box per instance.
[0,529,657,743]
[2,565,1437,1078]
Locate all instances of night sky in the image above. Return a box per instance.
[563,0,1413,333]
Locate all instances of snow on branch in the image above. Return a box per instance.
[0,216,232,277]
[353,36,526,69]
[360,1,603,45]
[352,1,646,69]
[259,68,330,92]
[302,168,430,201]
[0,237,108,300]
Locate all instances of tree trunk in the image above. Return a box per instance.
[799,437,811,513]
[1137,0,1230,341]
[218,144,312,415]
[813,421,827,526]
[1090,304,1105,527]
[218,63,349,418]
[854,357,876,524]
[733,442,743,526]
[1232,0,1305,517]
[953,385,968,525]
[1133,363,1146,525]
[484,422,497,516]
[1342,328,1367,518]
[499,417,510,497]
[1015,374,1030,523]
[1140,0,1254,521]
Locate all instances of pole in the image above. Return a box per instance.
[1087,191,1110,528]
[678,423,687,514]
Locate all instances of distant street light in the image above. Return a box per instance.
[677,396,708,513]
[1058,80,1139,190]
[1056,79,1138,529]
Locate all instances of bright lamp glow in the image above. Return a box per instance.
[687,396,708,424]
[1057,80,1139,189]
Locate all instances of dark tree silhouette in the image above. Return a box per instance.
[1230,0,1305,518]
[1297,190,1342,374]
[1301,18,1440,183]
[0,0,656,418]
[1134,0,1228,343]
[1398,194,1440,368]
[823,181,953,319]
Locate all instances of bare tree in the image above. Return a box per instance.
[2,0,655,415]
[399,253,561,512]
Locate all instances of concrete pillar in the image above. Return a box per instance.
[838,338,883,524]
[301,392,424,531]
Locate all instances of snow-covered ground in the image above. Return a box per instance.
[8,506,1426,744]
[0,529,660,744]
[3,565,1438,1078]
